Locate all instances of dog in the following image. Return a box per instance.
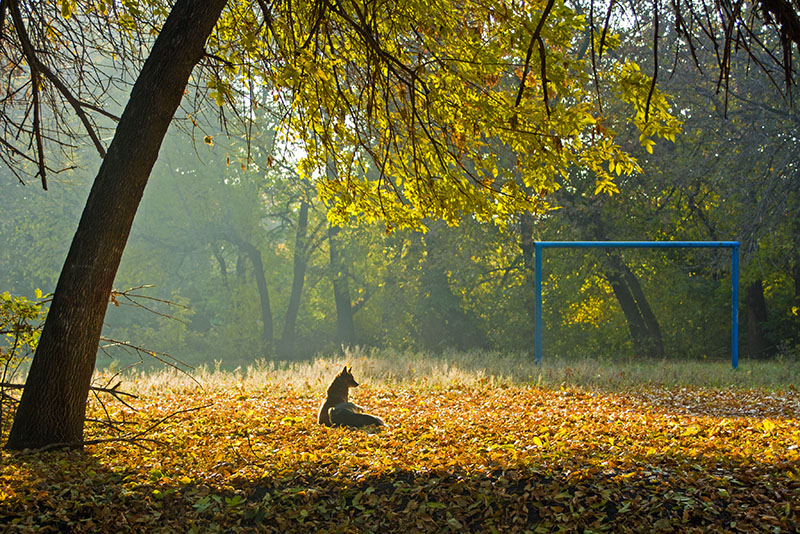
[317,366,384,428]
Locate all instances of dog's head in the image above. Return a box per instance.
[336,365,359,388]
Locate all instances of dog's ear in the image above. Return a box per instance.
[341,365,348,374]
[347,366,352,373]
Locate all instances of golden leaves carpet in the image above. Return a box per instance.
[2,384,799,532]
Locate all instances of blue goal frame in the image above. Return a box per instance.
[534,241,741,368]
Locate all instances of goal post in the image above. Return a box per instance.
[533,241,741,368]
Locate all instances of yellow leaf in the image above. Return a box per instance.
[533,436,543,447]
[203,135,214,146]
[281,416,304,425]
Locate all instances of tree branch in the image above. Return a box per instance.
[645,0,659,123]
[110,285,190,325]
[537,35,550,118]
[0,382,138,399]
[7,0,47,188]
[324,0,418,89]
[514,0,557,107]
[7,0,110,185]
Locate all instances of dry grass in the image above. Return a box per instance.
[104,346,800,396]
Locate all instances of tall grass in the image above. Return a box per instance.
[108,346,800,395]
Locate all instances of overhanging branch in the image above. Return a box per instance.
[645,0,660,122]
[7,0,112,190]
[514,0,557,108]
[0,382,138,399]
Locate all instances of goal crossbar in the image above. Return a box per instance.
[533,241,741,368]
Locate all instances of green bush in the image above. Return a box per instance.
[1,290,48,373]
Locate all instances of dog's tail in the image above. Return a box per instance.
[329,402,385,428]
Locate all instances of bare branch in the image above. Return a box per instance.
[7,0,109,183]
[110,285,190,325]
[128,404,212,441]
[0,382,137,399]
[98,337,198,377]
[537,36,551,118]
[645,0,660,123]
[514,0,557,107]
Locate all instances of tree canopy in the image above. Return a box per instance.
[5,0,798,225]
[2,0,684,222]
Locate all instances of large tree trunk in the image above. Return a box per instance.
[606,268,651,356]
[619,261,664,356]
[745,279,774,359]
[279,200,310,359]
[328,225,356,346]
[212,244,230,289]
[240,241,274,355]
[5,0,226,451]
[604,252,665,359]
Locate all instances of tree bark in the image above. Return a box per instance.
[212,243,229,289]
[328,225,356,346]
[240,241,274,354]
[5,0,226,451]
[745,279,774,359]
[604,252,665,358]
[605,268,650,356]
[279,201,310,359]
[619,260,664,357]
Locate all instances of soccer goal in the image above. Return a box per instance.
[533,241,741,368]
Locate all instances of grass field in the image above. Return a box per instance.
[123,347,800,394]
[2,350,799,533]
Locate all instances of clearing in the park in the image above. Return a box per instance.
[2,354,798,533]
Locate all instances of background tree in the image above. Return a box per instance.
[529,8,800,359]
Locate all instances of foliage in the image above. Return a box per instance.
[203,0,682,229]
[4,0,681,220]
[0,291,48,370]
[0,291,48,444]
[1,1,796,369]
[1,356,799,532]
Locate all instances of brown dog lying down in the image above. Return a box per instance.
[317,366,384,428]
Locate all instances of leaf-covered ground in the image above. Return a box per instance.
[2,382,799,533]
